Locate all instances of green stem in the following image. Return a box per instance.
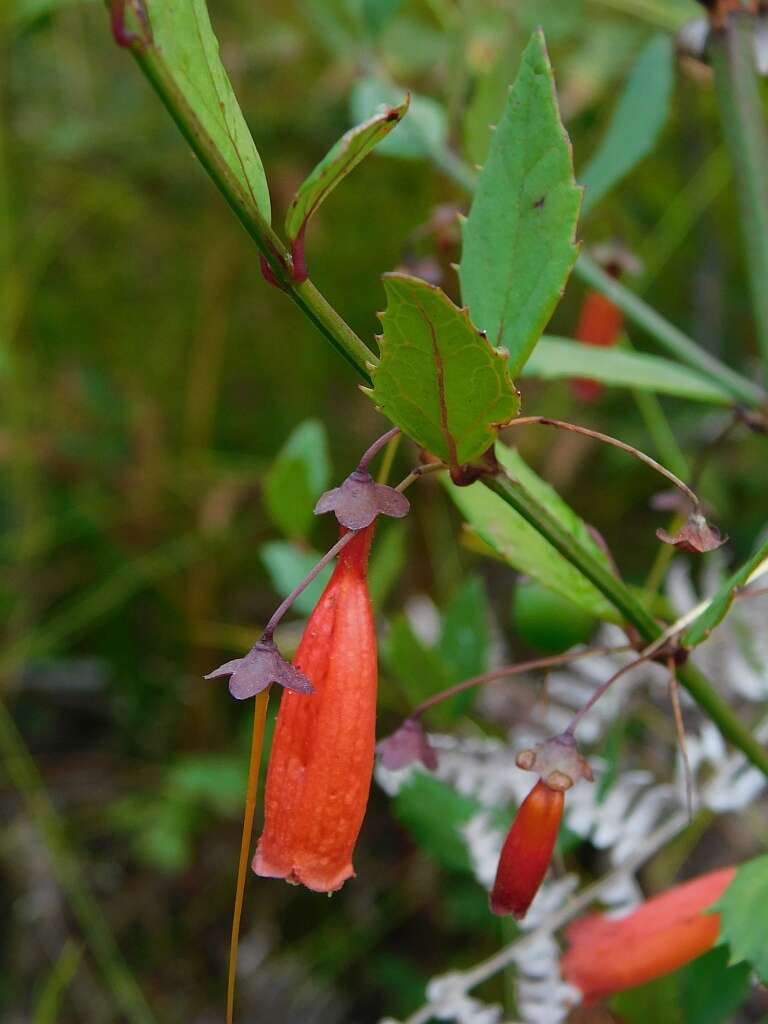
[117,17,768,778]
[129,42,377,384]
[574,252,765,407]
[0,700,156,1024]
[485,471,768,778]
[711,11,768,384]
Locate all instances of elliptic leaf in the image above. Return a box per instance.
[714,854,768,981]
[350,78,447,159]
[367,273,520,466]
[685,538,768,647]
[145,0,271,221]
[523,338,733,405]
[445,442,620,622]
[459,30,581,375]
[580,35,674,216]
[285,96,410,243]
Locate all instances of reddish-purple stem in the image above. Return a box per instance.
[410,645,631,720]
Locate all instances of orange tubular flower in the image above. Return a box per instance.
[490,779,565,918]
[571,290,624,403]
[562,866,736,1004]
[253,525,377,893]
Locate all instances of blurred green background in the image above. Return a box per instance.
[2,0,768,1021]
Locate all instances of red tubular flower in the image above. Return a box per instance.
[571,290,624,403]
[490,779,565,918]
[253,525,377,893]
[562,866,736,1004]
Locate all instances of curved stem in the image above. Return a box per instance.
[227,690,269,1024]
[357,427,400,473]
[262,532,354,639]
[505,416,700,509]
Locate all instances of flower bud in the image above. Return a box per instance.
[490,779,564,918]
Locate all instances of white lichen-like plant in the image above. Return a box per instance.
[377,557,768,1024]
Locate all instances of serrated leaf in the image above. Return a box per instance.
[285,96,409,243]
[260,542,332,615]
[679,946,751,1024]
[459,30,581,375]
[350,78,447,159]
[444,442,620,622]
[714,854,768,981]
[523,338,733,405]
[145,0,271,222]
[263,419,330,539]
[368,273,520,466]
[580,35,674,216]
[684,537,768,647]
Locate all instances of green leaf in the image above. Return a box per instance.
[263,419,330,539]
[145,0,271,221]
[368,522,407,611]
[580,35,674,216]
[383,614,453,710]
[459,30,581,375]
[444,442,620,622]
[350,79,447,159]
[260,541,332,615]
[285,95,410,243]
[440,577,489,683]
[684,537,768,647]
[679,945,751,1024]
[392,773,485,873]
[611,973,683,1024]
[367,273,520,466]
[523,338,734,405]
[714,854,768,981]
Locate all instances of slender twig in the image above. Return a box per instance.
[262,532,355,640]
[565,651,660,736]
[227,691,269,1024]
[410,646,632,720]
[505,416,700,509]
[667,660,693,820]
[395,461,447,493]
